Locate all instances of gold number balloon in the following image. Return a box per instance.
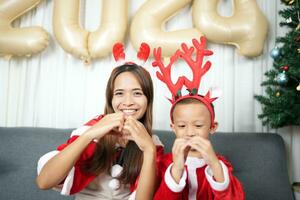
[1,0,268,60]
[130,0,202,57]
[192,0,268,57]
[53,0,127,63]
[88,0,127,59]
[0,0,49,59]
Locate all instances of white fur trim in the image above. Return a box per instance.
[209,86,222,99]
[108,178,120,190]
[37,151,59,175]
[128,190,136,200]
[164,163,187,192]
[60,167,75,195]
[185,157,206,169]
[185,157,205,200]
[205,161,230,191]
[152,134,164,146]
[71,125,99,142]
[111,164,123,177]
[37,150,75,195]
[70,126,91,137]
[108,164,123,190]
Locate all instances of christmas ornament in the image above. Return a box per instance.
[296,24,300,31]
[276,71,289,86]
[288,0,295,4]
[281,0,295,5]
[297,83,300,91]
[286,17,292,23]
[298,48,300,53]
[281,65,289,71]
[276,91,281,97]
[270,47,280,59]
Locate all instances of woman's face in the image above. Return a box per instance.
[112,72,148,120]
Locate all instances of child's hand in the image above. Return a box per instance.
[171,138,190,183]
[84,113,125,140]
[188,136,219,166]
[189,136,224,182]
[122,116,155,154]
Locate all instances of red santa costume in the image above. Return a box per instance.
[151,36,245,200]
[154,153,245,200]
[37,115,164,200]
[37,42,163,200]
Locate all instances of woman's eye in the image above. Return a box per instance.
[114,92,123,96]
[134,91,143,96]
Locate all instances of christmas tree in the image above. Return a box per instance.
[255,0,300,128]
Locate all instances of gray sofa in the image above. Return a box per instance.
[0,127,295,200]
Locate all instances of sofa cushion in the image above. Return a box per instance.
[0,127,74,200]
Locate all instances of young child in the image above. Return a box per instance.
[36,43,163,200]
[152,37,245,199]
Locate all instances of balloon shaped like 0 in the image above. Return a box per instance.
[53,0,127,63]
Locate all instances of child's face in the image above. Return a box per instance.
[112,72,148,120]
[171,102,217,139]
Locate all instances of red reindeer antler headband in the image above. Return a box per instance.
[152,36,218,127]
[113,42,150,64]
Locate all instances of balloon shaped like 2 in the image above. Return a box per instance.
[192,0,268,57]
[131,0,202,58]
[0,0,49,59]
[53,0,127,64]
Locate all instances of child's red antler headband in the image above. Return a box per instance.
[152,36,218,126]
[113,42,150,64]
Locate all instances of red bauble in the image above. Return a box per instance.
[281,65,289,71]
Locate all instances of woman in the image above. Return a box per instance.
[36,63,161,200]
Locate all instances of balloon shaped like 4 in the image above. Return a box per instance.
[130,0,202,57]
[192,0,268,57]
[53,0,127,63]
[0,0,49,59]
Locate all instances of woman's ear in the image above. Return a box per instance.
[210,122,218,135]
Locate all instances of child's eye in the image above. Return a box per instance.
[195,125,203,128]
[177,125,186,128]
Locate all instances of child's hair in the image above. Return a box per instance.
[83,63,154,185]
[171,96,215,122]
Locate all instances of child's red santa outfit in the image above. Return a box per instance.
[155,153,244,200]
[152,36,245,200]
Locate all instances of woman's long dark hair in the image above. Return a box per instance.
[83,63,154,185]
